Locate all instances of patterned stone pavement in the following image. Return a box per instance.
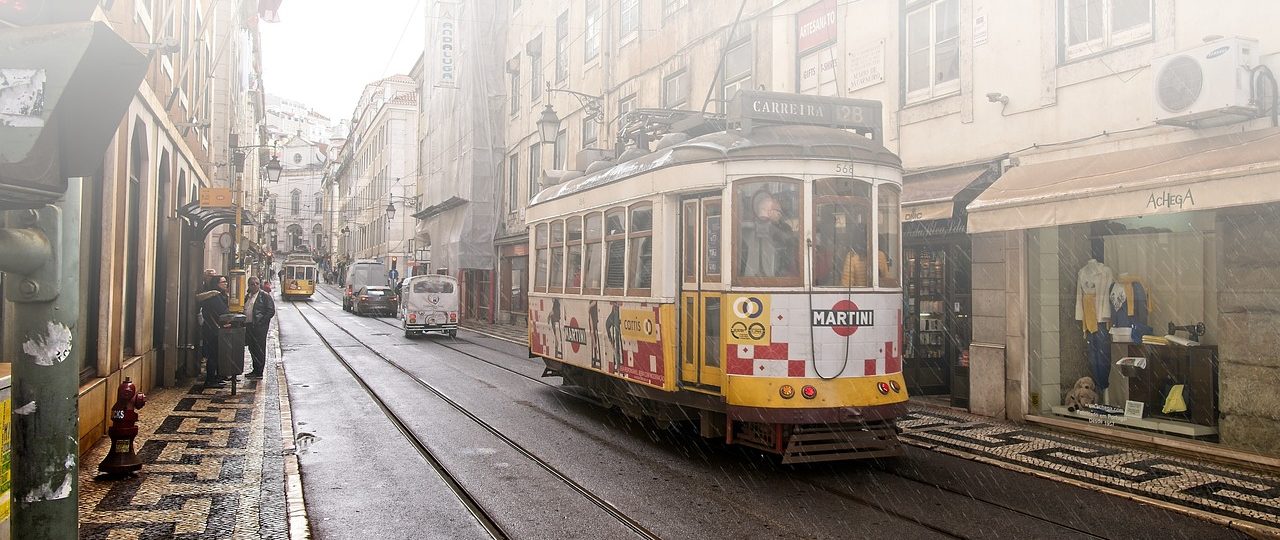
[899,406,1280,537]
[78,320,291,539]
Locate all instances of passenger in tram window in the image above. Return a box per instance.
[739,188,799,278]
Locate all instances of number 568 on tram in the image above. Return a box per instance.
[526,93,909,463]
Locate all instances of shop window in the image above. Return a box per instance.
[584,212,603,294]
[549,220,565,293]
[1062,0,1152,62]
[566,216,583,292]
[878,185,901,288]
[722,38,752,107]
[628,203,653,295]
[534,223,548,291]
[734,178,802,287]
[904,0,959,103]
[813,178,872,287]
[604,207,626,293]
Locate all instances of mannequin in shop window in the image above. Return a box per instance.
[1076,257,1115,395]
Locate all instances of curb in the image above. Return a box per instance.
[274,315,312,539]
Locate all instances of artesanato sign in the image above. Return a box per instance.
[436,1,458,89]
[729,90,883,140]
[796,0,838,53]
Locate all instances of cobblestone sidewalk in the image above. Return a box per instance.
[78,317,294,539]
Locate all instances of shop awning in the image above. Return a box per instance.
[967,128,1280,233]
[902,163,993,222]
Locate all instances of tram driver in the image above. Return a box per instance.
[739,188,800,279]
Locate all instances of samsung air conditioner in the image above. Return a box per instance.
[1152,37,1259,127]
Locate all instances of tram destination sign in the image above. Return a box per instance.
[729,91,883,139]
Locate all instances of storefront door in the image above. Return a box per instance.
[679,195,723,389]
[903,241,971,397]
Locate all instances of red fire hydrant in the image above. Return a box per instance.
[98,377,147,477]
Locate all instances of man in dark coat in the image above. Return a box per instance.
[197,275,230,388]
[243,276,275,378]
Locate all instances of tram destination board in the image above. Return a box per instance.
[729,90,883,140]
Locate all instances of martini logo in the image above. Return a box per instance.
[564,317,587,353]
[812,299,874,337]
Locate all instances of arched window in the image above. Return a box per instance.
[291,189,301,215]
[286,224,303,252]
[314,192,323,214]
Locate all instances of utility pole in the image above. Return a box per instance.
[1,184,83,540]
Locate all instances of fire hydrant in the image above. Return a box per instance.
[98,377,147,477]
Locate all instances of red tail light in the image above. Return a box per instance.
[877,382,891,395]
[801,385,817,399]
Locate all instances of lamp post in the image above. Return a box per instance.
[227,144,282,311]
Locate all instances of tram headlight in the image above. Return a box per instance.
[889,380,901,393]
[801,385,817,400]
[779,385,795,399]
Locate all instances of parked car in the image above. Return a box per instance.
[352,286,398,316]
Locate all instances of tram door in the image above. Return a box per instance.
[680,196,723,389]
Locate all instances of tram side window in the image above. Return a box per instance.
[550,220,565,292]
[628,203,653,294]
[535,223,549,292]
[878,185,901,288]
[584,213,603,294]
[306,267,316,281]
[735,179,802,286]
[813,178,873,287]
[604,208,626,293]
[567,216,584,292]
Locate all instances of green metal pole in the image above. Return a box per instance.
[2,182,82,539]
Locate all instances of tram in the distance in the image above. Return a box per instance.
[281,253,318,301]
[526,92,907,463]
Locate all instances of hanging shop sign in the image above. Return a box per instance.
[796,0,837,54]
[435,0,458,89]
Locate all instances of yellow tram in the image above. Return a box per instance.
[526,92,908,463]
[281,254,318,301]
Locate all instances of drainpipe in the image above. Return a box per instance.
[0,183,83,540]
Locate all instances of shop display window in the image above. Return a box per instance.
[1026,211,1221,441]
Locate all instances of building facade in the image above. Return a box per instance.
[268,134,329,258]
[423,0,1280,461]
[331,76,420,280]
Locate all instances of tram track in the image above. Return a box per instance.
[291,294,664,540]
[306,285,1111,539]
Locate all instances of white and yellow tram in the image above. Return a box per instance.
[526,92,908,463]
[281,254,318,301]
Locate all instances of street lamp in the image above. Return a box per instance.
[537,104,560,145]
[542,81,604,145]
[264,155,283,182]
[385,201,397,223]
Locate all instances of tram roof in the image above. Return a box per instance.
[529,124,901,206]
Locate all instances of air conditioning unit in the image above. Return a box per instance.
[1152,37,1259,127]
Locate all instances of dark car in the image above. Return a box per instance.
[353,286,398,316]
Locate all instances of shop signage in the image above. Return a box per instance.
[799,48,838,96]
[729,90,883,138]
[811,299,873,337]
[796,0,837,54]
[435,1,458,89]
[1146,188,1195,211]
[199,187,233,208]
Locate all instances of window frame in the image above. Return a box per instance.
[732,177,804,288]
[528,143,541,201]
[721,38,753,109]
[603,207,627,296]
[812,177,874,288]
[904,0,961,104]
[507,152,520,212]
[584,0,601,63]
[626,202,654,297]
[620,0,640,44]
[528,36,543,103]
[555,11,569,84]
[662,0,687,20]
[566,215,584,293]
[582,116,598,148]
[509,55,521,115]
[549,219,566,293]
[1060,0,1154,63]
[583,212,604,295]
[663,69,689,109]
[553,129,567,170]
[876,183,902,288]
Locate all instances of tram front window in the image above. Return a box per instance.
[735,179,802,285]
[813,178,873,287]
[878,185,901,288]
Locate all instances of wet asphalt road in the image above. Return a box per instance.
[280,290,1245,540]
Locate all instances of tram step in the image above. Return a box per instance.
[781,424,903,464]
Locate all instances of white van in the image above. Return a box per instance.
[398,274,459,338]
[343,259,387,312]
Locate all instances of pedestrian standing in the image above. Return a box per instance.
[243,276,275,379]
[197,274,230,388]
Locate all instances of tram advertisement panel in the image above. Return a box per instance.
[723,293,902,379]
[529,298,676,389]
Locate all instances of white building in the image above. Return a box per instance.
[268,134,329,257]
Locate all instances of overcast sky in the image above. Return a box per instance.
[260,0,425,123]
